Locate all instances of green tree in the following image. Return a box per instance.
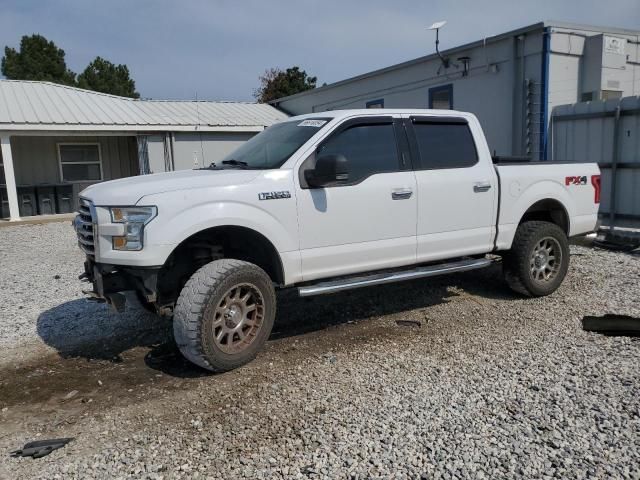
[77,56,139,98]
[254,66,317,103]
[1,34,76,85]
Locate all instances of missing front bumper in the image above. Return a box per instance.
[80,259,160,313]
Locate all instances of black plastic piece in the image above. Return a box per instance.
[10,438,73,459]
[582,315,640,337]
[305,154,349,187]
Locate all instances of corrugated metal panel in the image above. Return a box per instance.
[0,80,288,129]
[552,96,640,231]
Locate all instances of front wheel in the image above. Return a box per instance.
[503,221,570,297]
[173,259,276,372]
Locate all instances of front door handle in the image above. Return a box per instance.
[391,189,413,200]
[473,182,492,193]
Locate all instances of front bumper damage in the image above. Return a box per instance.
[81,258,160,313]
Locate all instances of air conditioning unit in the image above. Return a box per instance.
[581,34,626,101]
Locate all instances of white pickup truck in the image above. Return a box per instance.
[75,109,600,371]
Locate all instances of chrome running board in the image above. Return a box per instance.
[298,257,497,297]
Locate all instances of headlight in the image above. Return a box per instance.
[109,206,157,251]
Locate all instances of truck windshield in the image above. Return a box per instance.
[214,118,330,170]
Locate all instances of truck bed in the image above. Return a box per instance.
[493,161,600,251]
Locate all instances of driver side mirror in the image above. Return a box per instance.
[304,153,349,188]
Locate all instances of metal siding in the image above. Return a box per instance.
[552,96,640,229]
[10,135,137,185]
[279,34,532,157]
[171,131,256,171]
[146,135,167,174]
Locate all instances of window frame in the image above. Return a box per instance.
[299,116,407,188]
[57,142,104,183]
[405,116,479,171]
[365,98,384,109]
[428,84,453,109]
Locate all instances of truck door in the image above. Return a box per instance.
[405,115,497,262]
[295,116,417,281]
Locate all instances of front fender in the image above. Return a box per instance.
[151,201,297,252]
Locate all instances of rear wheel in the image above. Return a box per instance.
[173,259,276,372]
[503,220,570,297]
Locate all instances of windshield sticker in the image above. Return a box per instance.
[298,119,327,127]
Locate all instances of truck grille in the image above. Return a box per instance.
[75,199,96,258]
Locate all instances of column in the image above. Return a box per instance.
[1,134,20,221]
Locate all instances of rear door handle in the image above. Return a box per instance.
[391,189,413,200]
[473,182,492,193]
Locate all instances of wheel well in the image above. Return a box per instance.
[519,199,569,234]
[155,226,284,307]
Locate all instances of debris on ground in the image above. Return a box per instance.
[395,319,422,328]
[582,314,640,336]
[10,438,73,459]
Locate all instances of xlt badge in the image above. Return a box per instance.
[258,191,291,201]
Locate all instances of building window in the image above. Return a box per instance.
[58,143,103,182]
[428,84,453,109]
[366,99,384,109]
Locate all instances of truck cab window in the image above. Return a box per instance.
[412,122,478,169]
[318,123,400,183]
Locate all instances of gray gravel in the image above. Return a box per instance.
[0,222,164,357]
[0,221,639,479]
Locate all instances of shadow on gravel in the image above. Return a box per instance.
[33,265,514,378]
[271,264,514,339]
[37,296,172,362]
[143,343,211,378]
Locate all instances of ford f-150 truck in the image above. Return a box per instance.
[74,109,600,372]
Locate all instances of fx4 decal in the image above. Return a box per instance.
[258,191,291,201]
[565,176,587,186]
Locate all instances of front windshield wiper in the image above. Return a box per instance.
[221,159,251,169]
[198,162,219,170]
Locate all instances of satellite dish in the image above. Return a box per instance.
[428,21,447,30]
[427,20,450,69]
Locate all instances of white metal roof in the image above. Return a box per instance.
[0,80,288,132]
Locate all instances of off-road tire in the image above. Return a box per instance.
[173,259,276,372]
[503,221,570,297]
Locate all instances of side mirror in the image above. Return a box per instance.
[304,154,349,188]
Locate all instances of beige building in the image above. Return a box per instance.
[0,80,287,220]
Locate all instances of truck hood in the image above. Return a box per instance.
[81,169,262,206]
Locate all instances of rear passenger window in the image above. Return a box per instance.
[318,123,400,183]
[412,122,478,169]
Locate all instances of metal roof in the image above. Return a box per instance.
[0,80,288,132]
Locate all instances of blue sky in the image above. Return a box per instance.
[0,0,638,101]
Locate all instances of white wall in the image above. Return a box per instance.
[146,131,257,173]
[277,31,546,158]
[172,132,255,170]
[276,24,639,160]
[549,28,640,113]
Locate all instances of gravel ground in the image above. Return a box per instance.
[0,222,639,479]
[0,222,164,359]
